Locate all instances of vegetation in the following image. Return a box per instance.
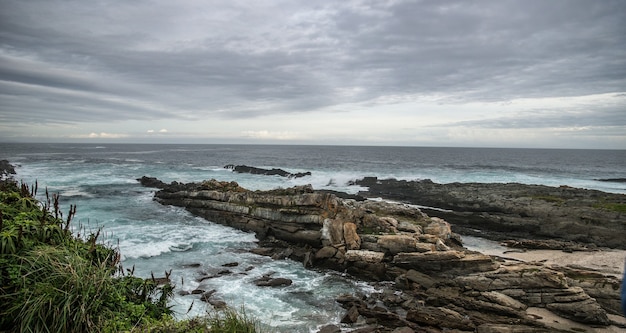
[530,195,566,204]
[593,202,626,213]
[0,179,261,332]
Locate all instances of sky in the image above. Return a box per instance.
[0,0,625,149]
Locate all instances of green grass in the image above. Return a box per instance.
[0,179,263,332]
[593,202,626,213]
[530,195,566,204]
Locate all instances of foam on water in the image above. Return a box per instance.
[3,143,624,330]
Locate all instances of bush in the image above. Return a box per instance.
[0,179,262,333]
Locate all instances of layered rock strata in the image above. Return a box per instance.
[354,177,626,250]
[139,177,622,332]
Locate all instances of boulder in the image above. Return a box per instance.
[406,306,475,331]
[377,235,426,254]
[345,250,385,264]
[343,222,361,250]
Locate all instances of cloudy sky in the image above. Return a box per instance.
[1,0,625,148]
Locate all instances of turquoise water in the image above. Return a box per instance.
[1,143,624,331]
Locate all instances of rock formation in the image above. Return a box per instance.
[354,177,626,250]
[0,159,16,179]
[224,164,312,178]
[139,176,624,332]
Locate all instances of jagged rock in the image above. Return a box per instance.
[315,246,338,259]
[0,160,16,179]
[377,235,431,254]
[558,265,622,315]
[341,305,359,323]
[225,164,312,178]
[404,269,437,289]
[406,306,475,331]
[321,219,344,246]
[317,324,341,333]
[343,222,361,250]
[209,298,227,308]
[481,291,527,311]
[546,298,609,325]
[200,289,217,302]
[391,327,415,333]
[423,218,453,239]
[397,220,422,233]
[254,276,293,287]
[142,176,618,331]
[355,178,626,249]
[456,264,568,291]
[137,176,167,189]
[345,250,385,263]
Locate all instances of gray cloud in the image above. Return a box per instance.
[0,0,625,131]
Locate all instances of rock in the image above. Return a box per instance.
[321,219,344,246]
[397,221,422,233]
[341,305,359,323]
[546,298,609,325]
[315,246,338,259]
[142,176,618,331]
[343,222,361,250]
[423,218,452,239]
[481,291,527,311]
[354,178,626,250]
[316,324,341,333]
[225,164,312,178]
[406,306,475,331]
[137,176,168,189]
[254,277,293,287]
[435,239,450,251]
[222,262,239,267]
[404,269,437,289]
[208,299,227,308]
[0,160,16,179]
[345,250,385,263]
[377,235,430,254]
[391,327,415,333]
[200,289,216,302]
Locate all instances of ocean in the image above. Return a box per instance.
[1,143,625,332]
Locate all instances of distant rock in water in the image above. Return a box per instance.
[595,178,626,183]
[0,160,16,179]
[224,164,312,178]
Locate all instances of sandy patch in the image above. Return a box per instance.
[501,249,626,277]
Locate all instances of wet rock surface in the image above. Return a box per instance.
[140,176,623,332]
[224,164,312,178]
[0,160,16,179]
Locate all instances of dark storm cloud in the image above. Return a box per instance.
[0,0,625,125]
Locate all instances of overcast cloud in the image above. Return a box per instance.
[0,0,625,148]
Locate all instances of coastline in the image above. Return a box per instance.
[141,175,626,332]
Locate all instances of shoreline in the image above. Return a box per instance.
[354,177,626,250]
[141,176,626,332]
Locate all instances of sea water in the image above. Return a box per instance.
[1,143,625,331]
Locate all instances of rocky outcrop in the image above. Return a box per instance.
[0,160,16,179]
[224,164,312,178]
[141,177,621,332]
[354,177,626,249]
